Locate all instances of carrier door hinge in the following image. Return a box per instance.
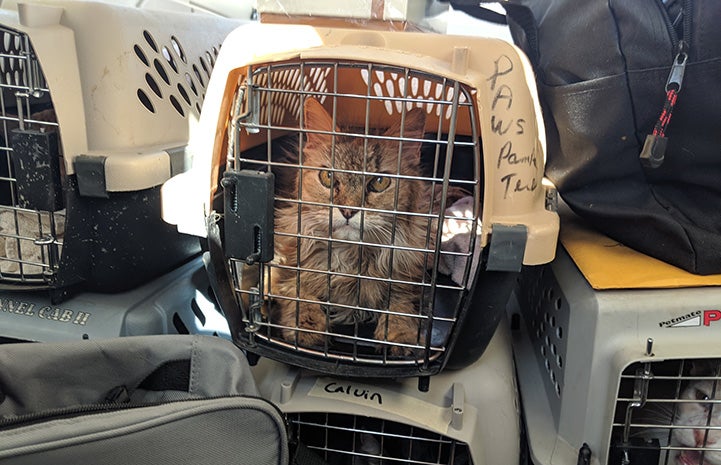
[486,224,527,272]
[74,155,109,198]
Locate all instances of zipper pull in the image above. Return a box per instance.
[640,41,688,169]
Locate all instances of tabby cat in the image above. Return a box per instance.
[270,98,435,356]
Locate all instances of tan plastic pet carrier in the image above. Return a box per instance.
[0,1,239,297]
[511,215,721,465]
[163,23,558,381]
[251,321,521,465]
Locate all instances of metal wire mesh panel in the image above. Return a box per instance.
[288,412,472,465]
[610,358,721,465]
[223,59,482,366]
[0,25,63,285]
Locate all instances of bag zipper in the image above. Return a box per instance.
[640,0,692,169]
[0,394,289,433]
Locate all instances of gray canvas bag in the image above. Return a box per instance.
[0,334,289,465]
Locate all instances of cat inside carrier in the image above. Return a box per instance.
[610,358,721,465]
[289,412,471,465]
[510,219,721,465]
[0,1,239,298]
[182,23,558,378]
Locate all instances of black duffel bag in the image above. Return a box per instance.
[456,0,721,274]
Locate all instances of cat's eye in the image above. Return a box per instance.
[367,175,391,193]
[695,389,710,401]
[318,170,333,188]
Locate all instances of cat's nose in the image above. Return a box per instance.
[339,208,358,220]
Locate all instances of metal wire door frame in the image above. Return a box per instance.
[223,58,484,372]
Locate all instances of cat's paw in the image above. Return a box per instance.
[282,328,327,348]
[373,318,425,358]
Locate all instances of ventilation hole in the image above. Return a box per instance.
[177,83,191,105]
[193,65,204,87]
[555,297,563,311]
[550,370,556,383]
[171,36,186,63]
[540,345,546,357]
[162,46,178,73]
[195,103,201,114]
[137,89,155,113]
[546,288,554,301]
[544,359,551,372]
[185,74,198,97]
[172,312,189,334]
[169,95,184,116]
[555,382,561,396]
[190,298,207,326]
[557,355,563,368]
[143,30,158,52]
[153,59,170,85]
[205,50,215,67]
[550,315,556,328]
[550,343,557,356]
[145,73,162,98]
[544,335,551,347]
[212,45,218,57]
[556,326,563,339]
[134,44,149,67]
[199,56,210,77]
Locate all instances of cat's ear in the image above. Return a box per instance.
[303,98,338,148]
[690,359,721,376]
[382,107,426,154]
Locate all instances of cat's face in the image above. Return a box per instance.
[673,380,721,465]
[297,98,426,243]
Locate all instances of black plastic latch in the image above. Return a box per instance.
[486,224,527,272]
[74,155,109,198]
[9,129,64,211]
[222,169,275,264]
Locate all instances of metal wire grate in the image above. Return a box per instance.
[224,60,482,365]
[288,412,472,465]
[610,358,721,465]
[0,25,63,285]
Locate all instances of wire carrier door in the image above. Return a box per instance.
[205,25,558,378]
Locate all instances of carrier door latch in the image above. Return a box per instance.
[222,169,275,264]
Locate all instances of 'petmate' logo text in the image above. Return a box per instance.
[659,310,721,328]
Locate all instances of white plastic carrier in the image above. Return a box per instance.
[511,244,721,465]
[0,0,241,295]
[164,23,559,379]
[251,320,521,465]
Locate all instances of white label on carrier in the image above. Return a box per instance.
[309,377,452,433]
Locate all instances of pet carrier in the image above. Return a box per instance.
[510,211,721,465]
[163,22,558,379]
[0,254,230,343]
[251,319,520,465]
[0,1,240,297]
